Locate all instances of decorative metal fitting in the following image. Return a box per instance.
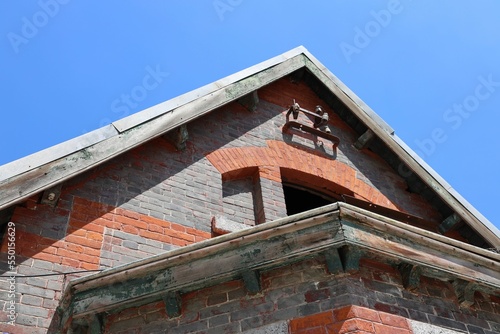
[283,100,340,150]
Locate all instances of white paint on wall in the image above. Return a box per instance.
[242,321,289,334]
[409,319,466,334]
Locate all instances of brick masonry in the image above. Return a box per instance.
[207,140,399,209]
[0,196,211,333]
[289,305,412,334]
[1,197,210,271]
[222,177,257,225]
[0,75,489,332]
[100,256,500,334]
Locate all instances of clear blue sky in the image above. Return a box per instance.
[1,1,499,229]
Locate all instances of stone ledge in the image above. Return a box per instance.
[211,215,252,235]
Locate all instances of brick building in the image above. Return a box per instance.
[0,47,499,333]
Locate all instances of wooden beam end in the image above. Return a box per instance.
[354,129,375,150]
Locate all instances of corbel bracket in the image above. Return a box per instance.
[438,213,462,234]
[238,91,259,112]
[163,291,182,318]
[339,245,363,273]
[453,280,478,307]
[163,124,189,151]
[242,270,261,294]
[398,263,421,292]
[354,129,375,150]
[88,313,104,334]
[324,248,343,275]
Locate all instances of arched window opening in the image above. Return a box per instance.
[282,183,336,216]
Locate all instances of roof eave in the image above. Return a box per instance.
[59,202,500,328]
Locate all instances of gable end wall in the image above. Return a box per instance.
[1,76,483,333]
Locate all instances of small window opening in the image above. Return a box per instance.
[283,184,335,216]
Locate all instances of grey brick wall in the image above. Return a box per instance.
[100,228,177,268]
[257,176,287,222]
[222,177,257,226]
[0,257,88,332]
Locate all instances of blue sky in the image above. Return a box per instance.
[1,1,499,230]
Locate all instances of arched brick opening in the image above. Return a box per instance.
[206,140,398,210]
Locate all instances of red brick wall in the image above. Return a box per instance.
[2,197,211,271]
[289,305,411,334]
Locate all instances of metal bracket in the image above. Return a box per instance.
[283,121,340,150]
[283,100,339,149]
[285,100,330,129]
